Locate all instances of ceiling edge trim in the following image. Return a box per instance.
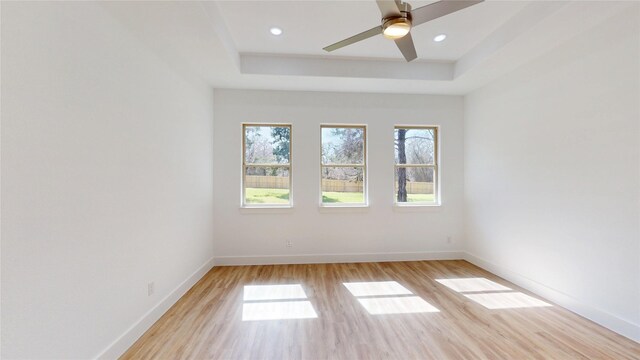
[240,54,454,81]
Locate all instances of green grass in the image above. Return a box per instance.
[402,193,435,203]
[322,192,435,204]
[322,191,365,204]
[245,188,289,204]
[245,188,435,205]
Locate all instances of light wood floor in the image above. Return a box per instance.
[122,261,640,359]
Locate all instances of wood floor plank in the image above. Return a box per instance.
[121,261,640,359]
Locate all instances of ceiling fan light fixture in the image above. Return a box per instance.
[382,18,411,40]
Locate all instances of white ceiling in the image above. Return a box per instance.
[100,1,637,95]
[217,0,528,61]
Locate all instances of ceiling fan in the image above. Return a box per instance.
[323,0,484,62]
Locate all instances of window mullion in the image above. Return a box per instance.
[394,164,435,168]
[244,164,290,167]
[322,164,365,168]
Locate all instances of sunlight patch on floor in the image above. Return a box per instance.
[343,281,440,315]
[357,296,440,315]
[435,278,511,293]
[343,281,413,297]
[242,284,318,321]
[436,277,552,310]
[465,292,552,309]
[242,301,318,321]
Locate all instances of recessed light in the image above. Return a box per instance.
[270,27,283,36]
[433,34,447,42]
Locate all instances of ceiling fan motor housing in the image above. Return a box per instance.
[382,2,412,40]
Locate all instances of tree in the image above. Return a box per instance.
[271,127,290,163]
[407,135,434,182]
[396,129,408,202]
[244,126,259,162]
[245,127,276,176]
[331,128,363,163]
[325,128,364,182]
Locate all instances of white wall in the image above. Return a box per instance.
[213,90,464,264]
[464,8,639,341]
[1,2,215,358]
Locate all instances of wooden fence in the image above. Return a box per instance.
[396,182,434,194]
[246,175,433,194]
[321,179,363,193]
[245,175,289,189]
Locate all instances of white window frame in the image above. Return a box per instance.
[320,124,368,207]
[393,125,439,206]
[241,123,292,208]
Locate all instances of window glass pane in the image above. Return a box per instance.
[321,167,364,204]
[244,166,290,204]
[395,128,435,165]
[322,127,364,165]
[395,167,435,203]
[245,126,290,164]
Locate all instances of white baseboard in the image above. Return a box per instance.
[213,251,464,266]
[463,252,640,343]
[94,257,216,359]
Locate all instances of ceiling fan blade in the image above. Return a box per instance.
[376,0,402,19]
[323,26,383,52]
[394,33,417,62]
[410,0,483,27]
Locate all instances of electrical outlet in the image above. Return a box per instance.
[446,236,452,244]
[148,281,155,296]
[286,240,293,248]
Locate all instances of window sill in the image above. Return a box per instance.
[392,203,442,212]
[240,206,294,214]
[318,204,370,213]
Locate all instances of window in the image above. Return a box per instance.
[320,125,366,206]
[394,126,438,205]
[242,124,291,207]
